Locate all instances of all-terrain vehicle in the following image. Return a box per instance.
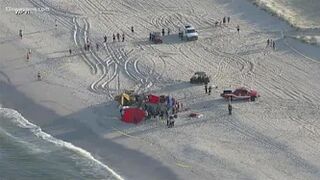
[190,71,210,84]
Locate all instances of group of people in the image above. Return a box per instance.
[143,95,183,128]
[82,26,136,52]
[266,39,276,50]
[112,33,125,42]
[161,28,171,36]
[215,16,231,26]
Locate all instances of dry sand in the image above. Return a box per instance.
[1,0,320,179]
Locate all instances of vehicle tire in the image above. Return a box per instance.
[251,96,256,101]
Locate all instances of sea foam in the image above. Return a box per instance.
[0,107,124,180]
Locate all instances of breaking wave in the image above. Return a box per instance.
[0,107,124,180]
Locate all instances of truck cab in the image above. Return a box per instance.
[184,25,198,41]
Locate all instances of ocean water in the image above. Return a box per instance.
[0,108,121,180]
[251,0,320,29]
[251,0,320,45]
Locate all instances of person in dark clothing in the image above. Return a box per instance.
[37,72,41,81]
[26,52,30,61]
[227,16,230,23]
[113,34,116,42]
[19,29,23,39]
[162,28,165,36]
[228,103,232,115]
[165,110,169,119]
[160,111,164,120]
[104,35,107,43]
[223,17,226,24]
[131,26,134,33]
[272,41,275,50]
[167,115,175,128]
[267,39,270,47]
[236,25,240,34]
[87,42,90,50]
[208,86,212,95]
[69,49,72,55]
[178,27,181,37]
[96,43,99,51]
[205,84,208,94]
[116,33,120,41]
[149,32,152,41]
[122,33,125,42]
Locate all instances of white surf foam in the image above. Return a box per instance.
[250,0,320,29]
[0,107,125,180]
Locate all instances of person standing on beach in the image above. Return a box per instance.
[272,41,275,50]
[104,35,107,43]
[266,39,270,48]
[228,103,232,115]
[236,25,240,34]
[227,16,230,23]
[223,17,226,24]
[37,72,41,81]
[113,34,116,42]
[96,43,99,51]
[208,85,212,95]
[167,28,171,35]
[122,33,125,42]
[205,84,208,94]
[131,26,134,33]
[69,49,72,55]
[162,28,165,36]
[19,29,23,39]
[87,42,91,51]
[26,52,30,61]
[116,33,120,42]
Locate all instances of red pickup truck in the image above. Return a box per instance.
[220,87,259,101]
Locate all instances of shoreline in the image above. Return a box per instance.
[1,0,320,179]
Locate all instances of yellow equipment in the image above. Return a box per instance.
[114,90,136,106]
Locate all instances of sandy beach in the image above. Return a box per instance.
[1,0,320,179]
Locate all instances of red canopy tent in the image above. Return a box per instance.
[121,107,146,124]
[147,94,160,104]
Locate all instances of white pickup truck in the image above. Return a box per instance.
[184,25,198,41]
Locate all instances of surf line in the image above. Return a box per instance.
[2,108,125,180]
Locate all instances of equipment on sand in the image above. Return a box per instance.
[114,90,136,106]
[190,71,210,84]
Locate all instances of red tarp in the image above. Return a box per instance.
[148,94,160,104]
[121,108,145,124]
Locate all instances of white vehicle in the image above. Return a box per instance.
[184,25,198,41]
